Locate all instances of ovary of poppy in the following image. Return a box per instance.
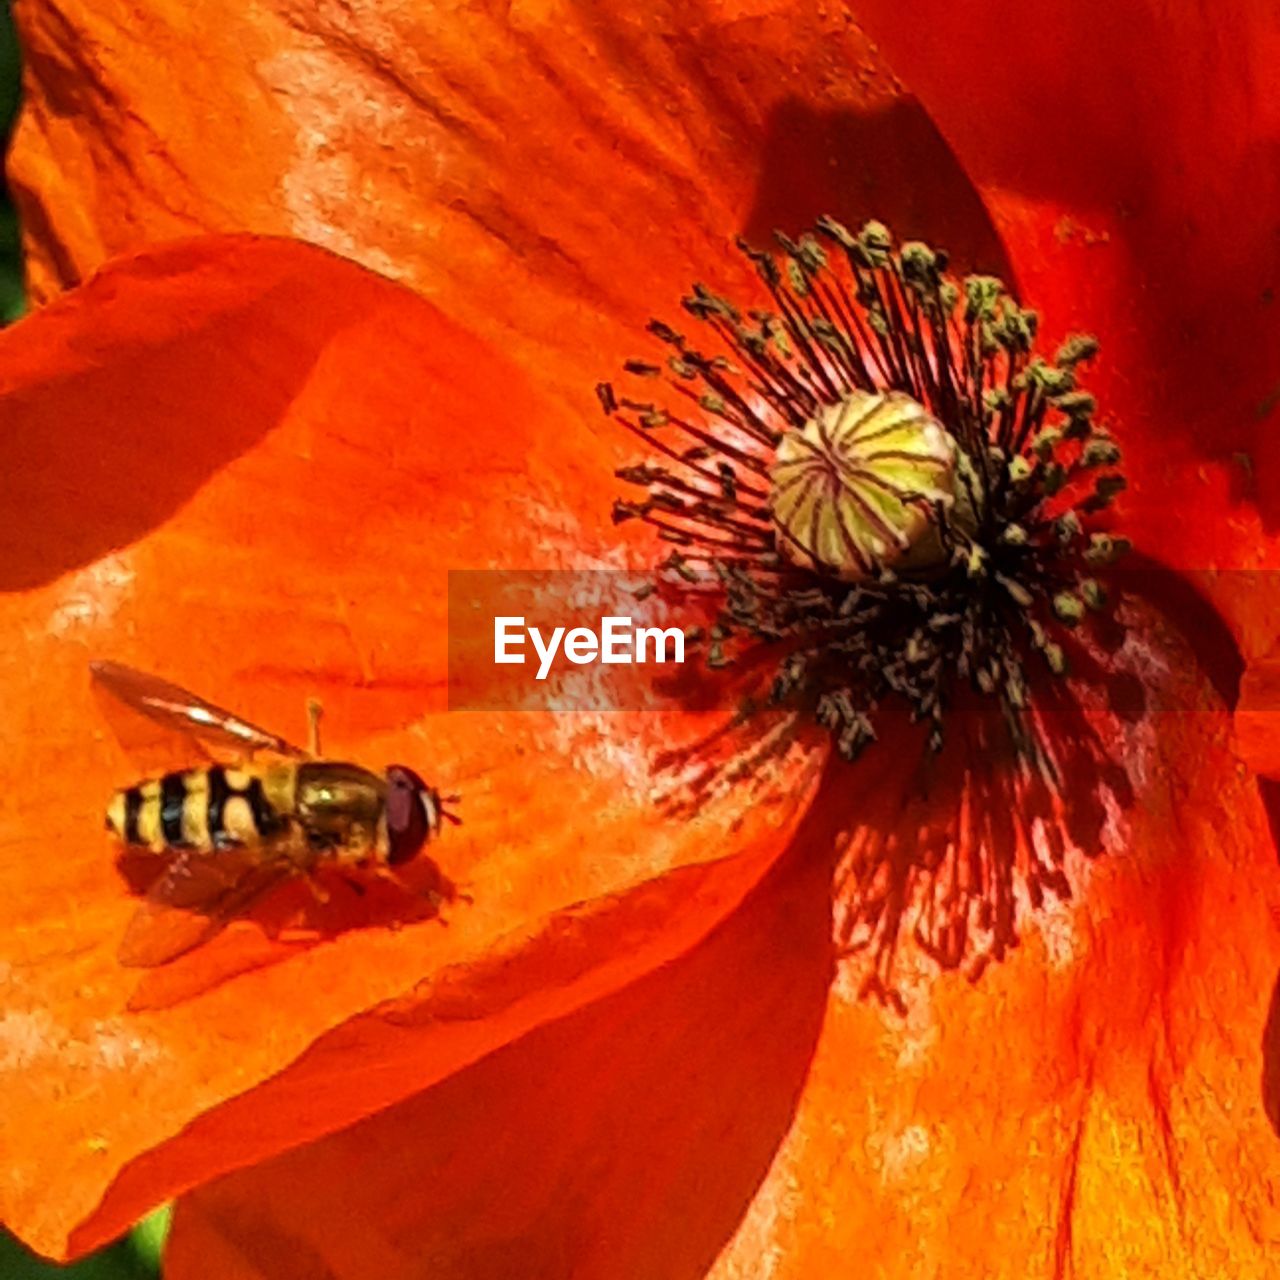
[0,235,822,1259]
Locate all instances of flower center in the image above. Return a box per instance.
[770,390,958,581]
[599,220,1128,760]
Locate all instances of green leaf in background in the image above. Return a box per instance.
[121,1209,170,1276]
[0,1204,170,1279]
[0,0,26,324]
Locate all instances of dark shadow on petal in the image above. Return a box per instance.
[655,654,1137,1009]
[1101,140,1280,501]
[1257,780,1280,869]
[653,553,1270,1007]
[744,97,1015,287]
[853,3,1280,517]
[1263,965,1280,1138]
[120,857,460,1013]
[826,677,1134,1006]
[1117,559,1246,711]
[0,264,338,591]
[165,801,841,1280]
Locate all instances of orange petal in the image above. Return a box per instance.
[855,0,1280,554]
[855,0,1280,392]
[17,2,1280,590]
[0,235,820,1259]
[11,1,1011,391]
[711,729,1280,1275]
[164,597,1280,1278]
[162,798,843,1280]
[1237,645,1280,777]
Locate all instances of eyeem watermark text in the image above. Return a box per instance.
[494,615,685,680]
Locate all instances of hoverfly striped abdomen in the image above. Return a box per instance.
[107,764,292,854]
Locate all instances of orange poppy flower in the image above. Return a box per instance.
[6,1,1280,1276]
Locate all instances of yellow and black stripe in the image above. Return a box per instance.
[106,765,289,853]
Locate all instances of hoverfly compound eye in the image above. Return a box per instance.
[384,764,432,865]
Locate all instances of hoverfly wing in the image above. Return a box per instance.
[117,847,295,967]
[91,660,307,758]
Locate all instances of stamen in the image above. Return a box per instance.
[599,220,1127,764]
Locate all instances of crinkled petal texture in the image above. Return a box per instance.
[0,236,820,1259]
[162,621,1280,1279]
[11,0,1280,1274]
[707,771,1280,1270]
[11,0,1017,399]
[13,0,1280,619]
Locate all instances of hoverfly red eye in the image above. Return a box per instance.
[385,764,431,865]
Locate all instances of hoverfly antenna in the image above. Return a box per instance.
[438,792,463,828]
[306,697,324,758]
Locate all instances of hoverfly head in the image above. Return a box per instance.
[384,765,461,864]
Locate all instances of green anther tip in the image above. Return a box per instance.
[1053,593,1086,626]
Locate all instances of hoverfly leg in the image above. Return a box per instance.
[299,873,331,907]
[338,871,366,898]
[426,888,450,925]
[305,698,324,759]
[371,864,412,894]
[441,875,475,907]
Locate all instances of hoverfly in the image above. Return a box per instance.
[94,660,459,967]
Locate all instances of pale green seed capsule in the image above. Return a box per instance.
[769,391,957,581]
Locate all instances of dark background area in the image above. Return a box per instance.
[0,0,22,324]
